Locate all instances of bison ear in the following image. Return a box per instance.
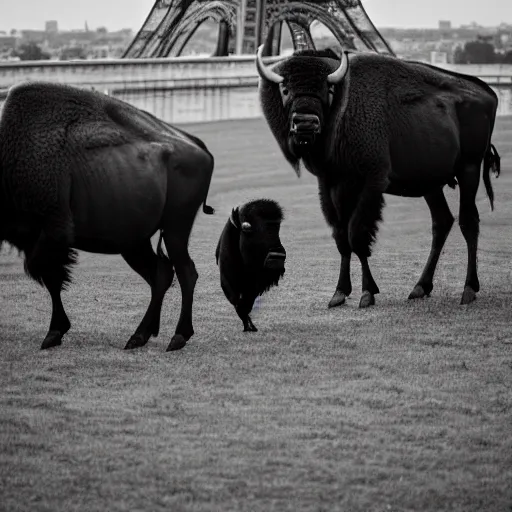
[229,207,240,229]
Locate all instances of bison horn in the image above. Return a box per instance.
[241,222,252,232]
[256,44,284,84]
[326,51,349,84]
[229,207,240,228]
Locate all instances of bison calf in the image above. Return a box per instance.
[215,199,286,332]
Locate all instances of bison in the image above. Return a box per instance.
[215,199,286,332]
[256,45,501,308]
[0,81,215,352]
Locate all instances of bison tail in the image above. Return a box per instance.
[482,143,501,211]
[203,200,215,215]
[202,150,215,215]
[155,230,177,288]
[156,230,167,259]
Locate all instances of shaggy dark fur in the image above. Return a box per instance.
[0,81,216,352]
[215,199,286,332]
[258,49,501,307]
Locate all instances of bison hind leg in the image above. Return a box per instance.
[409,189,454,301]
[457,162,481,305]
[123,238,175,350]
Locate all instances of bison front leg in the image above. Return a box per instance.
[163,231,198,352]
[318,179,353,308]
[348,182,386,308]
[40,269,73,349]
[236,291,259,332]
[25,240,76,349]
[329,226,353,308]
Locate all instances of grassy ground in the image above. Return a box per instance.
[1,117,511,512]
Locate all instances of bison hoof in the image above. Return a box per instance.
[124,333,148,350]
[359,291,375,309]
[408,284,428,300]
[460,286,477,305]
[40,330,63,350]
[243,316,258,332]
[328,290,347,308]
[166,334,187,352]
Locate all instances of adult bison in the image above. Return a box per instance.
[0,81,215,351]
[256,45,501,308]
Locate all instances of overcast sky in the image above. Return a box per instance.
[1,0,511,32]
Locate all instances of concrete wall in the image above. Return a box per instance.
[0,56,278,90]
[1,57,511,123]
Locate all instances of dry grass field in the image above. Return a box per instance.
[1,116,511,512]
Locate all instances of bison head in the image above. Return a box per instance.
[256,46,348,173]
[230,199,286,272]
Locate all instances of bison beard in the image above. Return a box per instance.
[248,266,286,296]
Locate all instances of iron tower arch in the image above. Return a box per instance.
[123,0,395,58]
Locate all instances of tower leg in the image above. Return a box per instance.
[287,20,315,51]
[214,20,230,56]
[123,0,395,59]
[270,21,283,55]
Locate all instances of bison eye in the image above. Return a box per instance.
[241,222,253,233]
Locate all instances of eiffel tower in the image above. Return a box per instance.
[123,0,394,59]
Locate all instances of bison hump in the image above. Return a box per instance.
[67,120,132,150]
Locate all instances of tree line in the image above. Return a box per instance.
[10,38,512,64]
[12,42,87,61]
[454,39,512,64]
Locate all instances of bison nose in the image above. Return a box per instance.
[290,113,321,134]
[264,247,286,270]
[290,113,321,146]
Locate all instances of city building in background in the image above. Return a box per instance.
[0,4,510,64]
[0,20,134,61]
[45,20,58,34]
